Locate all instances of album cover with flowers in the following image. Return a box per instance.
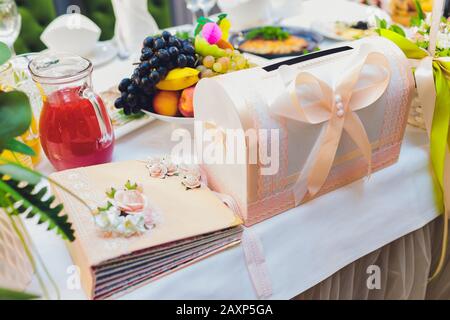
[49,157,243,300]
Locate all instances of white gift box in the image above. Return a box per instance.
[194,37,414,226]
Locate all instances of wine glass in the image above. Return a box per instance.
[198,0,217,18]
[0,0,21,55]
[184,0,201,24]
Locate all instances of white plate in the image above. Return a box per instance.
[142,110,195,125]
[85,40,118,67]
[283,0,391,41]
[42,40,118,67]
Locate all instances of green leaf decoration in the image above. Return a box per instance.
[0,176,75,241]
[375,16,388,30]
[106,187,116,199]
[0,42,11,66]
[2,138,36,156]
[125,180,138,190]
[175,31,193,42]
[389,25,406,37]
[98,201,113,212]
[217,13,228,25]
[194,16,214,36]
[0,91,32,147]
[0,287,39,300]
[414,0,425,21]
[0,163,41,184]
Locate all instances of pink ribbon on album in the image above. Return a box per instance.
[269,44,391,204]
[199,167,273,299]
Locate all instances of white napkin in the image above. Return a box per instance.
[112,0,159,58]
[41,13,101,56]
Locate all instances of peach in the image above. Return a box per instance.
[178,86,195,118]
[153,90,180,117]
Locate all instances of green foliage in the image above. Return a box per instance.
[0,91,32,148]
[2,138,35,156]
[0,175,75,241]
[0,42,11,65]
[245,26,290,41]
[0,287,39,300]
[437,48,450,57]
[411,0,425,27]
[375,17,406,37]
[0,162,41,184]
[0,40,75,242]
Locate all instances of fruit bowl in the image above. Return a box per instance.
[142,110,195,125]
[113,15,254,126]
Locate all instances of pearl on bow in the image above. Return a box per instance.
[335,94,345,118]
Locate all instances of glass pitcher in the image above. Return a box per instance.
[29,53,114,171]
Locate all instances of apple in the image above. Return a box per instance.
[178,86,195,118]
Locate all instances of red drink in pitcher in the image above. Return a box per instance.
[39,87,114,170]
[30,54,114,171]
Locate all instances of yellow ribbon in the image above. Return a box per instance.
[379,3,450,279]
[270,44,391,204]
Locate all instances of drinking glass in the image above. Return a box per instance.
[184,0,200,24]
[198,0,217,18]
[0,0,21,55]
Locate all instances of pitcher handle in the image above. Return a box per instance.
[80,86,112,143]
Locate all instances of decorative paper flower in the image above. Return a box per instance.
[144,155,203,190]
[182,173,202,190]
[94,206,121,232]
[115,214,147,237]
[148,163,169,179]
[146,156,179,179]
[178,163,201,178]
[202,22,222,45]
[146,156,162,166]
[114,189,146,214]
[161,157,178,176]
[94,181,159,237]
[407,13,450,56]
[142,206,156,226]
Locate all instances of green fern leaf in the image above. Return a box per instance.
[0,176,75,241]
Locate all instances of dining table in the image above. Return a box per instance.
[24,3,446,300]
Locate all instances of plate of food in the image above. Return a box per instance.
[112,14,257,125]
[312,20,379,41]
[229,26,323,59]
[306,0,390,41]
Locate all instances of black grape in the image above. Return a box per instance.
[118,78,132,92]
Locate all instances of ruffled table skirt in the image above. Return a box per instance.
[294,217,450,299]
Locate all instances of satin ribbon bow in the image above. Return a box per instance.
[379,0,450,280]
[270,44,391,204]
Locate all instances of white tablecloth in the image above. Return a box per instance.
[28,107,439,299]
